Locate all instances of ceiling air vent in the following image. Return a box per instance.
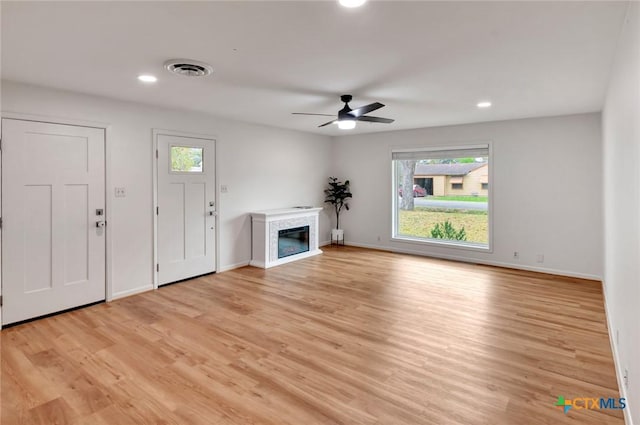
[164,59,213,77]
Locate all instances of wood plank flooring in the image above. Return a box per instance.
[1,246,624,424]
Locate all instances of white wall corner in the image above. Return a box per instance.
[219,261,251,272]
[602,280,635,425]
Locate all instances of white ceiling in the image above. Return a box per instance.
[1,1,628,135]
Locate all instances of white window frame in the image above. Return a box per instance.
[391,143,493,252]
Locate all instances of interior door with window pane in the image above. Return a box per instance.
[1,119,106,325]
[157,134,216,285]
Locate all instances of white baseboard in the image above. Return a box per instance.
[602,281,634,425]
[477,259,601,281]
[343,241,392,251]
[110,284,154,301]
[219,260,250,272]
[341,241,601,281]
[249,260,266,268]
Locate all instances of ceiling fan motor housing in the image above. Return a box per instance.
[338,94,353,118]
[340,94,353,103]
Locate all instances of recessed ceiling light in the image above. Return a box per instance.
[138,74,157,83]
[337,120,357,130]
[339,0,367,8]
[477,101,492,108]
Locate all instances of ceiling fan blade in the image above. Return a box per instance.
[292,113,337,117]
[347,102,385,118]
[318,120,337,127]
[357,116,395,124]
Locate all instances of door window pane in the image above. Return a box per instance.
[171,146,203,173]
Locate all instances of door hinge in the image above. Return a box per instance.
[0,295,3,307]
[156,264,159,272]
[156,206,159,215]
[0,217,3,229]
[156,149,158,159]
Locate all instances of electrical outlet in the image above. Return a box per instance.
[377,236,381,241]
[513,251,519,259]
[115,187,126,198]
[536,254,544,263]
[220,184,228,193]
[624,368,629,388]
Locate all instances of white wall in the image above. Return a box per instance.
[603,1,640,424]
[1,81,332,299]
[331,113,603,279]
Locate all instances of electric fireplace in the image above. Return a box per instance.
[278,226,310,259]
[250,207,322,269]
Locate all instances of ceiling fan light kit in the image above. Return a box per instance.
[337,120,356,130]
[292,94,394,130]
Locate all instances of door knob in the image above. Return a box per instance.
[96,221,106,228]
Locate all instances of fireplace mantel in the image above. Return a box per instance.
[250,207,323,269]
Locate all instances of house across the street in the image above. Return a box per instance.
[414,163,488,197]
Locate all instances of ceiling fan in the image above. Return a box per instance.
[293,94,394,129]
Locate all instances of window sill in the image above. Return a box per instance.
[391,236,492,253]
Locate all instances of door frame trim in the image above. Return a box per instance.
[152,128,219,289]
[0,113,112,329]
[1,111,111,130]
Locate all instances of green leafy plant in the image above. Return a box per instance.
[324,177,352,229]
[430,219,467,241]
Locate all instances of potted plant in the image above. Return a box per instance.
[324,177,352,243]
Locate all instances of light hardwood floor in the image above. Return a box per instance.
[1,246,624,424]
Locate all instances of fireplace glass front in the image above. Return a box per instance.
[278,226,310,259]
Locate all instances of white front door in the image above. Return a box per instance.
[1,119,106,325]
[156,134,216,285]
